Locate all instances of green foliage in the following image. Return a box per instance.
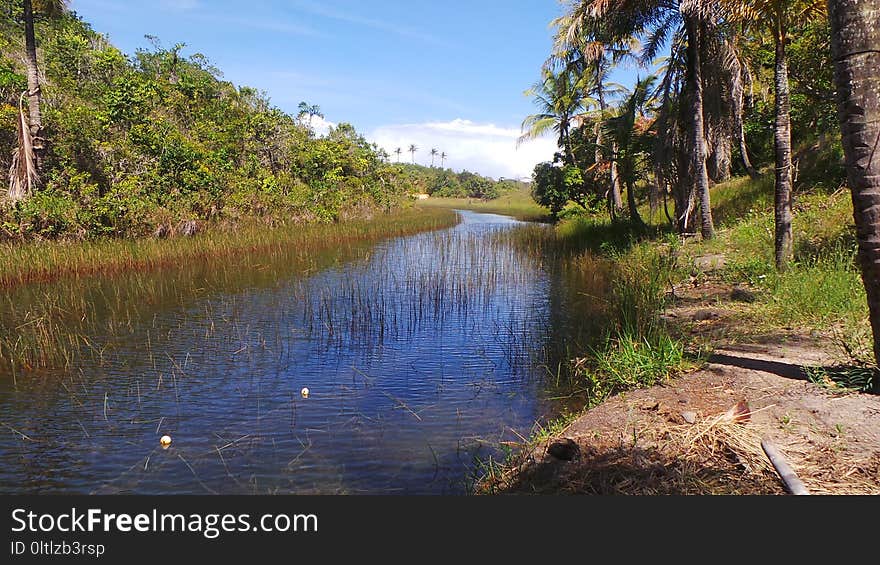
[741,21,839,169]
[0,59,26,100]
[584,331,685,402]
[805,365,876,393]
[386,163,512,200]
[531,161,599,219]
[0,9,414,240]
[6,190,76,238]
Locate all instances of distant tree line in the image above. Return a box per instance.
[391,162,524,200]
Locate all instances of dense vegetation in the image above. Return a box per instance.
[387,163,524,200]
[514,1,880,390]
[0,5,511,241]
[523,2,844,250]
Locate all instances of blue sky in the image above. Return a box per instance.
[66,1,609,179]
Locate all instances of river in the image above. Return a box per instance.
[0,210,602,494]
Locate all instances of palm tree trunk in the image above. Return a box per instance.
[685,16,715,240]
[625,169,645,230]
[773,25,794,271]
[597,68,623,218]
[648,177,660,215]
[708,135,732,183]
[562,124,579,170]
[23,0,45,181]
[829,0,880,377]
[594,123,614,219]
[735,61,759,179]
[728,46,759,179]
[661,169,674,227]
[609,141,623,217]
[738,119,758,179]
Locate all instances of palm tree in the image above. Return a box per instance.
[590,54,627,219]
[394,147,402,163]
[683,12,715,240]
[441,152,447,168]
[408,144,418,164]
[430,148,439,167]
[518,67,594,170]
[567,0,716,239]
[717,0,827,270]
[297,101,323,130]
[548,17,636,219]
[604,75,658,229]
[828,0,880,378]
[9,0,67,200]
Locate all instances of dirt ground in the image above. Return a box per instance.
[485,275,880,495]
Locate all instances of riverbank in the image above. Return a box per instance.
[479,281,880,494]
[475,173,879,495]
[0,207,459,373]
[415,187,551,222]
[0,207,458,289]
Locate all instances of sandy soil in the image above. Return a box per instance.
[486,276,880,495]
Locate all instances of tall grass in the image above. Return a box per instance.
[505,213,690,406]
[573,246,688,405]
[0,208,458,289]
[767,245,865,327]
[587,331,685,397]
[0,208,459,374]
[712,187,868,356]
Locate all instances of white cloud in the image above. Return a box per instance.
[369,119,558,180]
[311,115,336,137]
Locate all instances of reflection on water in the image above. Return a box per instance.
[0,211,602,494]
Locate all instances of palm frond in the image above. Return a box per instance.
[8,92,38,202]
[518,116,558,147]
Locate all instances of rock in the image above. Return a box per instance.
[641,400,661,411]
[731,287,757,303]
[681,411,698,424]
[547,438,580,462]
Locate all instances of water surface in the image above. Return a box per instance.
[0,211,601,494]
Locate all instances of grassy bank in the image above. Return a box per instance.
[0,207,458,375]
[416,187,551,222]
[547,172,866,362]
[689,181,866,360]
[0,207,458,289]
[475,172,869,493]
